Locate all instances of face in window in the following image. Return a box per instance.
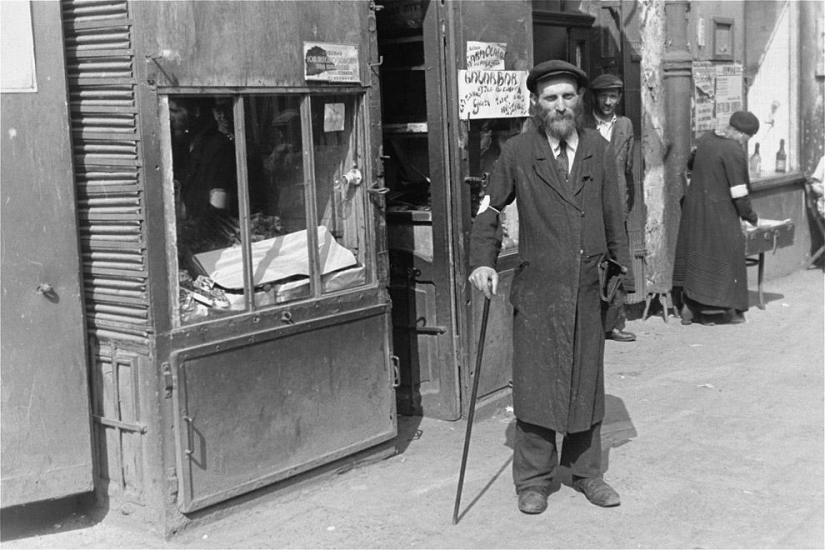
[170,98,194,139]
[531,76,583,140]
[212,101,234,137]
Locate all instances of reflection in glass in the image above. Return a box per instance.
[170,95,243,324]
[168,93,369,326]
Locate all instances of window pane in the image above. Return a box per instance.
[311,95,369,295]
[170,95,245,325]
[243,95,310,306]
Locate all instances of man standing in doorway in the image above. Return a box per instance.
[585,74,637,342]
[468,60,632,514]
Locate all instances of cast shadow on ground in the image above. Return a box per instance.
[0,493,107,543]
[747,289,785,309]
[456,395,636,521]
[394,413,425,455]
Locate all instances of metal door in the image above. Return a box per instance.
[445,1,534,416]
[0,0,93,507]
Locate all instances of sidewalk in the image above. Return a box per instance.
[3,269,823,549]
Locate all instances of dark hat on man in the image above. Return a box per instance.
[729,110,760,136]
[589,73,623,91]
[527,60,588,93]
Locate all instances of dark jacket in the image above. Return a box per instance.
[583,113,635,218]
[470,125,631,433]
[673,131,757,311]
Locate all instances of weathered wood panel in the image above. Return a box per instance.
[134,0,371,88]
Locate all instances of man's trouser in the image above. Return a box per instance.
[513,418,602,493]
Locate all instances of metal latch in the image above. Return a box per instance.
[162,362,174,399]
[390,355,400,388]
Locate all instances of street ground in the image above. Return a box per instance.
[2,268,823,549]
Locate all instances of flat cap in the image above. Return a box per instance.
[527,60,588,93]
[729,110,759,136]
[589,73,623,91]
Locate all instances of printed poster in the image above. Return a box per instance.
[714,63,743,131]
[304,42,359,83]
[466,41,506,70]
[692,61,715,137]
[457,70,529,119]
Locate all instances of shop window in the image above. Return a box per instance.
[745,2,799,178]
[165,93,370,326]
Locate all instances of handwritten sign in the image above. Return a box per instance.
[466,41,506,70]
[458,70,529,119]
[304,42,359,83]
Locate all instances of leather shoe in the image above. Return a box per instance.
[605,328,636,342]
[517,487,549,514]
[572,476,620,507]
[728,309,747,324]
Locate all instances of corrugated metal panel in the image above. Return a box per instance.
[62,0,149,346]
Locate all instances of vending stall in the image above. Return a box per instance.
[3,0,397,535]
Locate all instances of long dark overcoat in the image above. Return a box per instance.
[470,126,631,434]
[673,132,755,311]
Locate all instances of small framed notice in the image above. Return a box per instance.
[304,42,360,83]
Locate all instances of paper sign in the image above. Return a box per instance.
[714,63,743,130]
[304,42,359,83]
[693,61,715,136]
[324,103,345,132]
[466,41,506,70]
[457,70,529,119]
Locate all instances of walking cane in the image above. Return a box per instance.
[452,291,492,525]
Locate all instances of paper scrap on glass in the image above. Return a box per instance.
[324,103,345,132]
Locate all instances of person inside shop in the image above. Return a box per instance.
[177,98,238,222]
[468,59,632,514]
[584,73,637,343]
[673,110,760,326]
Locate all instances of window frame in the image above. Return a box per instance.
[160,88,373,330]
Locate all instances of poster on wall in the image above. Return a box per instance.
[457,70,529,119]
[714,63,743,131]
[466,41,506,70]
[693,61,715,137]
[304,42,359,83]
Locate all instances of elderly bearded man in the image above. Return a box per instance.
[469,60,632,514]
